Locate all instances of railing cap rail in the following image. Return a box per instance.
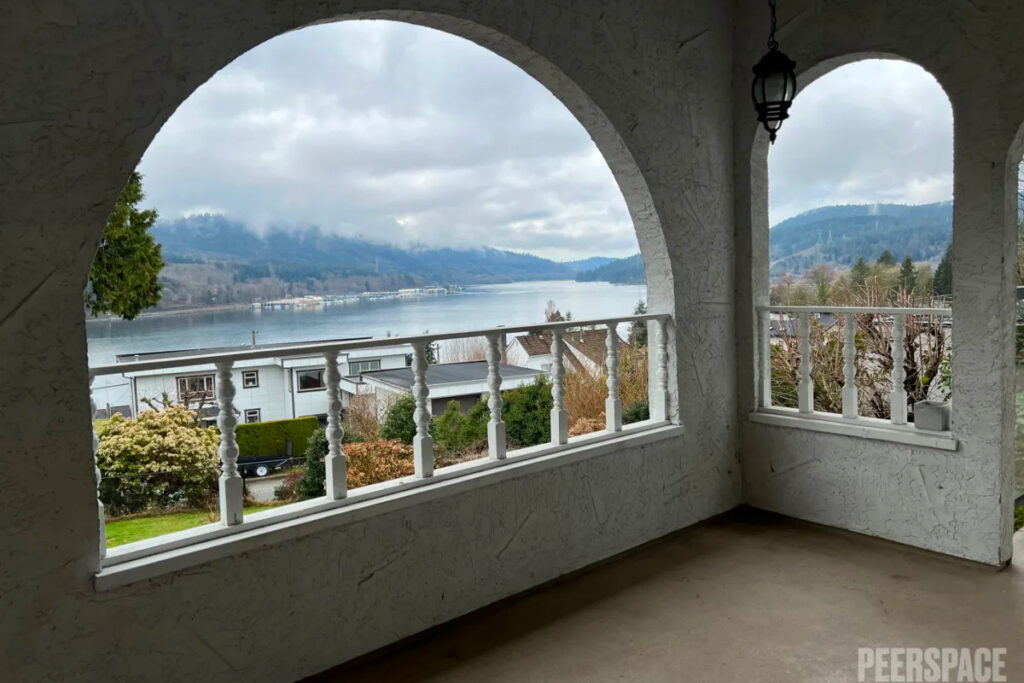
[90,313,670,377]
[757,305,949,316]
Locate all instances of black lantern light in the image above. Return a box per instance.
[751,0,797,143]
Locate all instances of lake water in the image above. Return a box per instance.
[88,280,646,405]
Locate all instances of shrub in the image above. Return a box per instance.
[293,428,417,497]
[623,398,649,424]
[346,440,415,489]
[345,393,382,441]
[234,416,317,458]
[1016,504,1024,532]
[503,377,552,448]
[379,393,418,444]
[273,469,303,501]
[433,400,487,455]
[96,406,220,515]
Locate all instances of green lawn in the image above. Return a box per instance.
[105,505,277,547]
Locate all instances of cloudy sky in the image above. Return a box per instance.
[139,22,954,259]
[768,59,953,226]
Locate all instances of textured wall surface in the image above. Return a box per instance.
[733,0,1022,565]
[0,1,739,680]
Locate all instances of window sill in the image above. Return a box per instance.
[748,408,958,451]
[95,421,683,592]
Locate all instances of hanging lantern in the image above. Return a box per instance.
[751,0,797,143]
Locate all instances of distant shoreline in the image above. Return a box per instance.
[85,279,642,323]
[86,302,252,322]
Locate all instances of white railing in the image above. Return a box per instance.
[756,305,951,428]
[90,313,673,566]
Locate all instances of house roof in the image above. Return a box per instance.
[115,337,371,363]
[511,329,631,367]
[362,361,541,390]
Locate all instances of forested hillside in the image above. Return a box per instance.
[769,202,952,277]
[575,253,645,284]
[149,215,614,309]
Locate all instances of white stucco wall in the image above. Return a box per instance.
[732,0,1022,565]
[0,1,738,680]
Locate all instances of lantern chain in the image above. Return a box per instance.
[768,0,779,50]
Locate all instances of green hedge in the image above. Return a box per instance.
[234,416,318,458]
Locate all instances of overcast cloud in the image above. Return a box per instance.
[139,20,634,261]
[768,59,954,226]
[140,23,954,259]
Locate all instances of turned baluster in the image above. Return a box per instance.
[485,334,507,460]
[842,314,859,419]
[605,323,622,432]
[759,310,772,409]
[89,374,106,562]
[216,361,243,525]
[324,351,347,499]
[650,317,671,422]
[412,341,434,477]
[890,313,908,425]
[549,329,568,444]
[797,312,813,413]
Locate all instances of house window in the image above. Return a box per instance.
[244,408,261,423]
[176,374,215,404]
[242,370,259,388]
[297,369,326,391]
[348,359,381,376]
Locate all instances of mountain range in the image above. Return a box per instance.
[154,215,615,284]
[150,202,956,308]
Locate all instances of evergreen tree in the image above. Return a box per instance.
[899,255,916,293]
[294,428,328,500]
[877,250,897,267]
[629,300,648,346]
[86,172,165,319]
[850,257,870,286]
[933,244,953,297]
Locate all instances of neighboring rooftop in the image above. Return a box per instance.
[362,361,542,390]
[511,328,634,366]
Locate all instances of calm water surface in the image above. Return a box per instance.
[88,280,646,405]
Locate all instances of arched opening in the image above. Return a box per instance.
[85,18,672,551]
[752,57,954,425]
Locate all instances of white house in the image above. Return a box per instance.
[118,338,412,423]
[361,360,544,414]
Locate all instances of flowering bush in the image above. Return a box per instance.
[96,405,220,515]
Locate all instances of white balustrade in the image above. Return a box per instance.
[797,312,813,413]
[89,312,672,563]
[549,329,569,444]
[605,323,622,432]
[890,312,908,425]
[756,305,950,430]
[89,374,106,561]
[842,314,858,419]
[412,341,434,477]
[485,333,506,460]
[215,361,243,526]
[324,351,347,499]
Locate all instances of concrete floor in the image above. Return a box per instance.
[311,510,1024,682]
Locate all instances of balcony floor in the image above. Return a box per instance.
[313,508,1024,682]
